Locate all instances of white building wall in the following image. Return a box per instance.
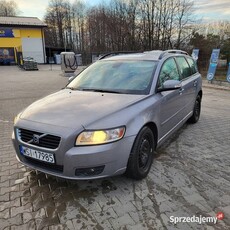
[22,38,45,63]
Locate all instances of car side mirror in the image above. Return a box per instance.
[158,80,182,92]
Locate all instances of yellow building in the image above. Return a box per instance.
[0,16,47,64]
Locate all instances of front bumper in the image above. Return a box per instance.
[12,128,135,180]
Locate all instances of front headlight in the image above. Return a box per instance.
[76,127,125,145]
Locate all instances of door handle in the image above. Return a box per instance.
[179,88,184,95]
[193,80,198,87]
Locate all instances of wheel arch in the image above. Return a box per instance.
[198,90,202,100]
[126,122,157,179]
[142,122,158,149]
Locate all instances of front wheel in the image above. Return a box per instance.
[126,127,155,180]
[188,95,201,123]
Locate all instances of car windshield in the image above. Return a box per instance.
[67,60,157,95]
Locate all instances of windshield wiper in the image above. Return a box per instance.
[81,89,122,94]
[65,86,76,90]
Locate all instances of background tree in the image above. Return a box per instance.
[0,0,19,16]
[72,0,87,52]
[44,0,230,66]
[221,39,230,64]
[190,21,230,70]
[44,0,73,48]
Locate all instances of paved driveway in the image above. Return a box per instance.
[0,65,230,230]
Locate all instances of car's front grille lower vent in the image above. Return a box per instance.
[18,128,61,150]
[24,157,64,172]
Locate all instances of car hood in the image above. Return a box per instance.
[20,89,146,128]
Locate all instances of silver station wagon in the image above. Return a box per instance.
[12,50,202,180]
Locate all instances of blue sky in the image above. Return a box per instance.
[16,0,230,22]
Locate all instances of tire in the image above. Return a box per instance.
[126,126,155,180]
[188,95,201,123]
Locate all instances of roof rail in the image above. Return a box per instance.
[98,51,142,60]
[158,50,189,60]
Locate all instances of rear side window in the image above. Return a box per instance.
[176,57,191,80]
[187,58,198,75]
[158,58,180,88]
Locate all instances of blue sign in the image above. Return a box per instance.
[207,49,220,81]
[227,63,230,83]
[0,28,14,37]
[192,49,199,61]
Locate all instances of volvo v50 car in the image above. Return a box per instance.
[12,50,202,180]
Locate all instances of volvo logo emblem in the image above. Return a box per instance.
[33,134,40,144]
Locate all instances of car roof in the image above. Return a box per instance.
[99,50,191,61]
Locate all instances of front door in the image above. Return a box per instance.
[157,58,185,140]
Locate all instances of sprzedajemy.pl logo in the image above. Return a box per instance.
[170,212,224,225]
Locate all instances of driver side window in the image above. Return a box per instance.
[158,58,180,88]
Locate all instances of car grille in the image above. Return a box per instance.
[18,128,61,150]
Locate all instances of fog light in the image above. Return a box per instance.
[75,165,105,176]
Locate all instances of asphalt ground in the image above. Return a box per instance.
[0,65,230,230]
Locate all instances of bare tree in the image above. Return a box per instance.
[0,0,19,16]
[174,0,195,49]
[44,0,72,48]
[44,0,197,56]
[72,0,87,52]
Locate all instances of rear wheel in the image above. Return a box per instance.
[188,95,201,123]
[126,126,155,180]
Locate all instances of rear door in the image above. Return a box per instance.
[175,56,200,117]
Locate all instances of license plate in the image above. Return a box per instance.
[20,146,55,164]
